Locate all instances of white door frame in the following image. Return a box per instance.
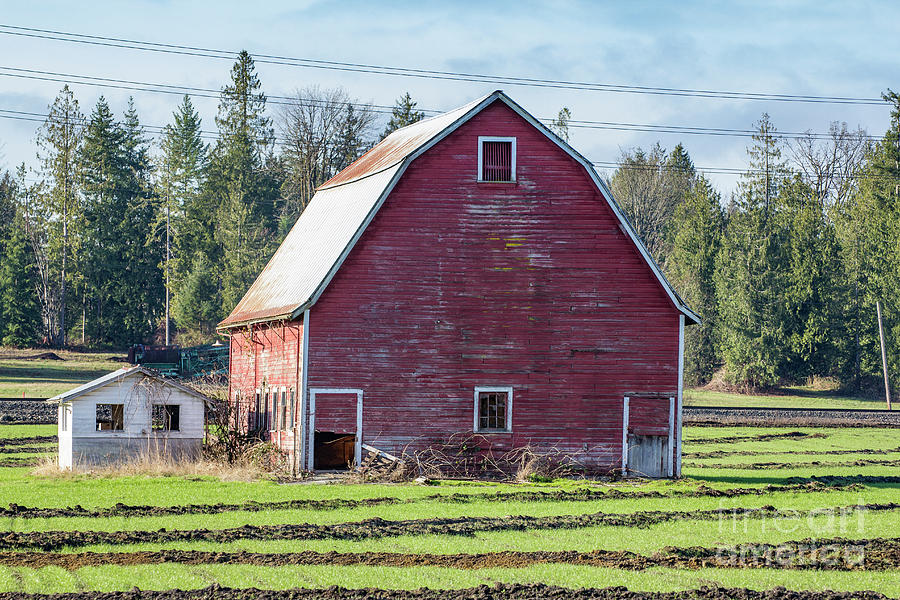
[307,387,363,471]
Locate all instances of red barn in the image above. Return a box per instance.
[218,91,699,477]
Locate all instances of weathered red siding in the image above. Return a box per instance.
[304,100,680,472]
[229,322,303,453]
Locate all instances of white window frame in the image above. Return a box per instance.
[473,386,513,433]
[477,136,517,182]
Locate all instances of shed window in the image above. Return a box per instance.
[474,386,513,432]
[254,389,262,430]
[152,404,180,431]
[279,389,287,430]
[478,136,516,182]
[96,404,124,431]
[288,388,295,428]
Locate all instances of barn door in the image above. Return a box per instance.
[623,396,675,478]
[307,388,362,471]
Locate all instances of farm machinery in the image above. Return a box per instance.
[127,343,228,380]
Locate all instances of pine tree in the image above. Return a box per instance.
[79,97,161,346]
[715,116,791,388]
[666,176,724,385]
[34,85,83,346]
[206,51,282,319]
[158,95,208,343]
[549,107,572,142]
[380,92,424,139]
[0,200,41,347]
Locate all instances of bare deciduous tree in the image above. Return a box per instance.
[790,122,870,210]
[278,87,376,224]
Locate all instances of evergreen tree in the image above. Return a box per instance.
[834,90,900,392]
[780,177,848,380]
[549,107,572,142]
[666,176,724,385]
[0,199,41,346]
[34,85,83,346]
[205,50,282,319]
[79,97,161,346]
[158,95,208,342]
[380,92,424,139]
[715,117,791,388]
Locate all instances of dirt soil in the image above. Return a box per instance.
[687,459,900,470]
[2,537,897,571]
[0,482,853,520]
[684,448,900,459]
[2,503,896,552]
[0,436,56,448]
[686,431,827,445]
[0,584,893,600]
[0,402,56,424]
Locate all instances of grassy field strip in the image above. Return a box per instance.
[0,352,124,398]
[683,388,890,411]
[2,503,897,552]
[1,489,894,534]
[37,508,900,557]
[0,426,54,440]
[1,563,899,596]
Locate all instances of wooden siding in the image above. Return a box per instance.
[229,322,303,453]
[303,100,680,472]
[57,371,204,469]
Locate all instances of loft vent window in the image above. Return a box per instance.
[478,136,516,182]
[474,386,513,432]
[96,403,124,431]
[152,404,180,431]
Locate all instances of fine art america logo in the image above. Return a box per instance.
[714,499,867,568]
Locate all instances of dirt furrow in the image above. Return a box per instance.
[0,584,893,600]
[684,431,827,445]
[686,459,900,470]
[684,447,900,459]
[2,537,898,571]
[0,436,56,449]
[2,503,896,551]
[0,482,854,520]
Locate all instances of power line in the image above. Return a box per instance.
[0,66,880,142]
[0,23,888,106]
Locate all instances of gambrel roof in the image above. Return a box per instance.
[218,91,700,330]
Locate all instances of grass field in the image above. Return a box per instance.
[0,422,898,597]
[684,386,891,410]
[0,348,124,398]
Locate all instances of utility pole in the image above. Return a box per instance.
[165,189,170,346]
[877,300,892,410]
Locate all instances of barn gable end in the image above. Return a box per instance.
[221,91,697,477]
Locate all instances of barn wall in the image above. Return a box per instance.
[306,99,681,473]
[229,322,303,455]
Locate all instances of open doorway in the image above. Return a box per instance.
[308,388,363,471]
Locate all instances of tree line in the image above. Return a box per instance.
[611,93,900,394]
[0,52,424,348]
[0,50,897,393]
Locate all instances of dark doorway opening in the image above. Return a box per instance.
[314,431,356,470]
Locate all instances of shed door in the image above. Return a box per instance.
[625,396,674,478]
[308,389,362,470]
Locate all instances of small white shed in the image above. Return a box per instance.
[48,366,208,469]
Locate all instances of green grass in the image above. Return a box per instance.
[0,422,899,595]
[1,564,899,596]
[0,348,124,398]
[684,387,890,409]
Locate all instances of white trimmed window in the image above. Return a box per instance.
[478,136,516,182]
[474,386,513,432]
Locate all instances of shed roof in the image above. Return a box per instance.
[219,90,700,329]
[47,366,209,404]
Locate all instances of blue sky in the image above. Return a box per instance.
[0,0,897,193]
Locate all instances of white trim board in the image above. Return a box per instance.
[307,387,364,471]
[473,386,514,433]
[477,136,517,182]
